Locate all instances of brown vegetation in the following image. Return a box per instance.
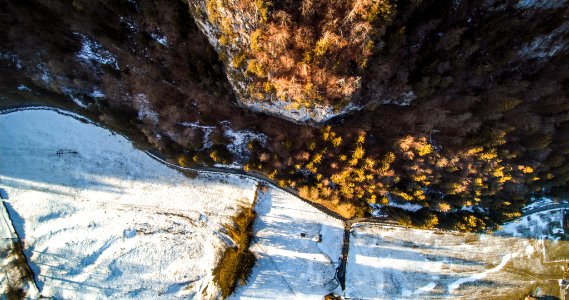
[200,0,395,111]
[1,0,569,233]
[212,206,256,298]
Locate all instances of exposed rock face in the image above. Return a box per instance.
[188,0,399,123]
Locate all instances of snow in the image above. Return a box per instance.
[151,32,168,46]
[134,94,159,126]
[447,253,514,292]
[213,162,242,169]
[399,91,416,106]
[178,121,215,149]
[194,19,219,48]
[89,89,105,99]
[519,22,569,59]
[17,84,31,92]
[516,0,567,9]
[2,106,567,298]
[62,87,88,108]
[413,282,437,295]
[231,187,344,299]
[35,63,53,86]
[346,217,566,298]
[388,201,423,212]
[223,126,267,161]
[498,209,566,240]
[370,198,424,216]
[75,33,119,70]
[0,108,259,298]
[522,197,569,212]
[120,17,138,32]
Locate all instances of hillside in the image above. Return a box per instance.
[1,108,567,299]
[1,0,568,231]
[0,108,259,298]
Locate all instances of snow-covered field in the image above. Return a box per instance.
[0,108,259,298]
[232,187,344,299]
[346,208,568,299]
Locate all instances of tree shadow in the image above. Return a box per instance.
[0,188,8,199]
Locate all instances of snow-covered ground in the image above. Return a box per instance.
[346,206,568,299]
[232,187,344,299]
[0,108,259,299]
[499,207,567,240]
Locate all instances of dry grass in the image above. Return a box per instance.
[2,240,34,299]
[212,206,257,298]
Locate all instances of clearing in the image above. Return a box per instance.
[0,108,258,298]
[346,207,568,299]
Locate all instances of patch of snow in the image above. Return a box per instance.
[89,88,105,99]
[17,84,31,92]
[0,108,259,299]
[525,245,535,257]
[70,97,88,108]
[498,208,566,240]
[232,187,344,299]
[389,201,423,212]
[399,91,416,106]
[460,205,486,213]
[178,121,215,149]
[447,253,514,292]
[74,32,119,70]
[134,94,159,126]
[62,87,88,108]
[516,0,567,9]
[178,121,215,130]
[413,282,437,295]
[519,22,569,59]
[120,17,138,32]
[370,198,424,216]
[151,32,168,46]
[523,197,557,211]
[371,210,388,218]
[35,63,52,85]
[377,90,417,107]
[223,126,267,161]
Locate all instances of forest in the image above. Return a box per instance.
[1,0,568,232]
